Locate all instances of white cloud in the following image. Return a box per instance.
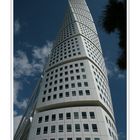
[14,20,21,35]
[14,80,28,109]
[14,115,22,134]
[14,40,53,110]
[104,57,126,79]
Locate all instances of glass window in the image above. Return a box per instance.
[85,138,90,140]
[45,115,49,122]
[51,125,55,133]
[71,83,75,88]
[92,124,98,132]
[53,94,57,99]
[59,138,63,140]
[59,113,63,120]
[77,82,82,87]
[65,84,69,89]
[77,75,80,80]
[90,112,95,119]
[82,112,87,119]
[65,92,69,97]
[83,75,87,79]
[75,124,80,132]
[44,90,47,94]
[38,117,42,123]
[59,93,63,98]
[71,76,74,80]
[74,112,79,119]
[79,90,83,96]
[36,128,41,135]
[67,124,72,132]
[59,85,63,90]
[66,113,71,119]
[43,126,48,134]
[52,114,56,121]
[94,138,100,140]
[59,125,63,132]
[67,138,72,140]
[48,96,51,101]
[42,97,45,102]
[76,138,81,140]
[83,124,89,132]
[85,90,90,95]
[72,91,76,96]
[84,82,88,87]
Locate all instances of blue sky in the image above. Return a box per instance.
[14,0,126,139]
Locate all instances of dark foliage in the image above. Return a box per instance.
[102,0,126,70]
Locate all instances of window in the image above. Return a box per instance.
[79,90,83,96]
[59,113,63,120]
[48,96,51,101]
[44,90,47,95]
[76,138,81,140]
[59,125,63,132]
[77,75,80,80]
[75,124,80,132]
[66,113,71,119]
[92,124,98,132]
[90,112,95,119]
[65,84,69,89]
[52,114,56,121]
[85,138,90,140]
[36,128,41,135]
[65,77,69,82]
[49,88,52,93]
[72,91,76,96]
[59,93,63,98]
[82,112,87,119]
[54,87,57,91]
[59,139,63,140]
[83,75,86,79]
[81,68,85,72]
[71,83,75,88]
[59,85,63,90]
[74,112,79,119]
[45,115,49,122]
[51,125,55,133]
[53,94,57,99]
[38,117,42,123]
[80,62,84,66]
[67,138,72,140]
[43,126,48,134]
[83,124,89,132]
[54,80,57,84]
[94,138,100,140]
[85,90,90,95]
[42,97,45,102]
[77,82,82,87]
[67,124,72,132]
[71,76,74,80]
[66,92,69,97]
[84,82,88,87]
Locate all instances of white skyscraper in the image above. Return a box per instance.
[14,0,118,140]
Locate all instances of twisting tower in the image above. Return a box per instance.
[14,0,118,140]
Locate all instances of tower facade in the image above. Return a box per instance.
[15,0,118,140]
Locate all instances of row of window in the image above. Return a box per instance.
[38,112,95,123]
[42,89,91,102]
[91,65,113,112]
[41,138,100,140]
[36,123,98,135]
